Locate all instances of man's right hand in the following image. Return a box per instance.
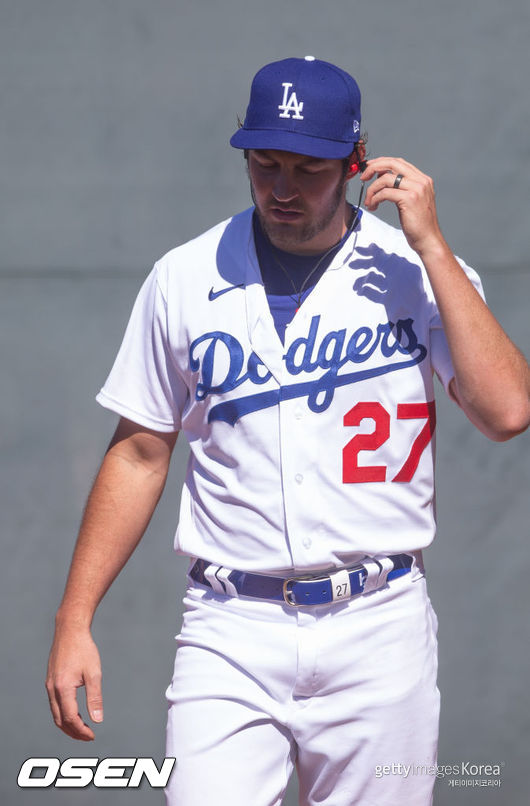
[45,624,103,741]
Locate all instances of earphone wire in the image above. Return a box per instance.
[268,181,365,309]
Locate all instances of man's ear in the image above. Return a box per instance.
[354,141,367,173]
[346,141,367,179]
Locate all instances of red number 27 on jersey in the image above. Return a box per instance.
[343,401,436,483]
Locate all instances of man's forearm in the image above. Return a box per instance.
[418,240,530,441]
[56,421,178,627]
[47,420,178,740]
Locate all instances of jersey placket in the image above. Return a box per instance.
[276,288,332,570]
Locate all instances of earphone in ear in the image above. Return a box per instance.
[350,160,368,176]
[353,141,368,175]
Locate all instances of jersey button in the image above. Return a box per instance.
[295,473,304,484]
[302,537,312,549]
[294,408,303,420]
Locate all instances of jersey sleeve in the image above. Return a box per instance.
[429,257,486,394]
[96,262,187,431]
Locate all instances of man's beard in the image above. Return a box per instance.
[250,178,346,253]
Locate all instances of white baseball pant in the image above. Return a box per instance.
[165,569,439,805]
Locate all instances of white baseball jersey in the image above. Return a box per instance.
[96,207,484,573]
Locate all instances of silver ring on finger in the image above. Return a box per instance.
[393,173,404,189]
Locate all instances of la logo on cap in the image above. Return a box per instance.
[278,82,304,120]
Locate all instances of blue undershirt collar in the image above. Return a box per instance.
[252,208,362,343]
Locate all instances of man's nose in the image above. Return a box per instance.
[272,170,298,202]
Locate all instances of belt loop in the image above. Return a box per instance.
[216,566,239,597]
[410,549,425,578]
[373,555,394,588]
[361,558,383,593]
[204,564,226,594]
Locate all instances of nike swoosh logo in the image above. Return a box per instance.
[208,283,244,301]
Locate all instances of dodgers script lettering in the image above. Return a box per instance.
[189,315,427,426]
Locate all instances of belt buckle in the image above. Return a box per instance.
[282,576,301,607]
[283,561,369,608]
[282,571,330,608]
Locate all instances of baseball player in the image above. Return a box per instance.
[46,57,529,805]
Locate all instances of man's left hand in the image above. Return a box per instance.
[361,158,445,257]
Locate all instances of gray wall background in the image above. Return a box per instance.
[1,1,528,804]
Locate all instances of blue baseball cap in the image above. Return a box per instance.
[230,56,361,159]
